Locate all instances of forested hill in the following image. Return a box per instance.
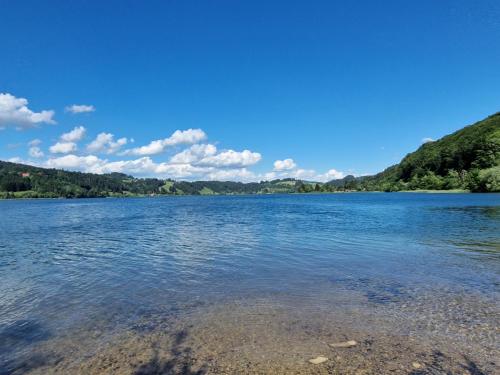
[0,161,309,198]
[0,161,162,198]
[330,112,500,192]
[1,112,499,198]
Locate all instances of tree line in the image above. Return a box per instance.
[1,112,499,198]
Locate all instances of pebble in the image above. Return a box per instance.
[309,356,328,364]
[412,362,423,369]
[330,340,357,348]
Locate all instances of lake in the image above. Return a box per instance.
[1,193,499,374]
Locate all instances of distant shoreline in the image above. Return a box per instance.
[0,189,480,201]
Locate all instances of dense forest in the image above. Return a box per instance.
[331,112,500,193]
[1,112,499,198]
[0,161,306,198]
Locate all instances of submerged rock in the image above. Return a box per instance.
[329,340,357,348]
[308,356,328,364]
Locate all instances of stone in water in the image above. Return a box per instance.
[329,340,357,348]
[309,356,328,364]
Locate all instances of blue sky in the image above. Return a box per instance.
[1,0,499,181]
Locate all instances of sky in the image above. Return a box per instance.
[1,0,499,181]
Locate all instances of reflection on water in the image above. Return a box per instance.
[0,193,499,373]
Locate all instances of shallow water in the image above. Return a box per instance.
[0,193,499,374]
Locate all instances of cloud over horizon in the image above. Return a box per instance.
[49,142,77,154]
[273,158,296,171]
[0,93,55,130]
[2,94,346,182]
[60,126,86,142]
[48,126,87,154]
[87,132,128,154]
[266,159,345,182]
[65,104,95,114]
[122,129,207,156]
[29,146,44,158]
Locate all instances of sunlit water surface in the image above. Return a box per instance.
[0,193,499,373]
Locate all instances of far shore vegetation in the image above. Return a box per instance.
[1,112,499,199]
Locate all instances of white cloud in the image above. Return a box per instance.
[165,129,207,146]
[123,129,207,156]
[60,126,86,142]
[198,149,262,168]
[36,152,258,182]
[23,146,345,183]
[87,133,113,152]
[317,169,345,181]
[0,93,55,129]
[93,158,203,179]
[108,138,128,154]
[49,142,77,154]
[106,159,256,181]
[117,129,260,171]
[273,158,296,171]
[65,104,95,114]
[6,113,346,182]
[170,144,217,164]
[126,139,164,155]
[29,146,44,158]
[204,168,256,182]
[422,137,435,143]
[91,157,153,175]
[266,167,344,182]
[87,132,128,154]
[287,168,318,180]
[65,155,201,178]
[46,155,104,171]
[153,162,204,178]
[265,157,345,182]
[47,126,85,154]
[101,154,332,182]
[262,171,278,180]
[8,157,24,163]
[285,168,344,182]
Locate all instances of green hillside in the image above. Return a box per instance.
[0,162,166,198]
[329,113,500,192]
